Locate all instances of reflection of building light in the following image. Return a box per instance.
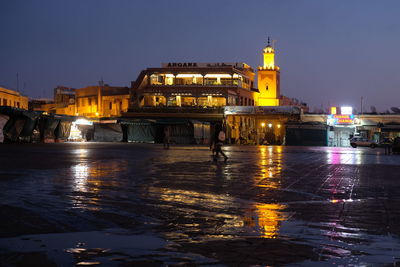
[72,164,89,193]
[70,160,127,210]
[73,148,88,157]
[244,203,287,238]
[327,149,364,165]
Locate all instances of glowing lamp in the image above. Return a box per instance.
[261,122,266,127]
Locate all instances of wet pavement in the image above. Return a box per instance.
[0,143,400,266]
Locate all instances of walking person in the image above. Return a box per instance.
[163,126,170,149]
[213,124,228,162]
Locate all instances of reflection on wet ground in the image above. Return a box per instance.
[1,143,400,266]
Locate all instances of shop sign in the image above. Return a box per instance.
[327,114,355,125]
[165,62,198,67]
[162,62,245,68]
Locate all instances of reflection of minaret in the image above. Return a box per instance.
[257,36,280,106]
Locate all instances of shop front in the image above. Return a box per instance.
[327,113,361,147]
[224,106,301,145]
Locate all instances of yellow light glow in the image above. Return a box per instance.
[253,203,287,238]
[277,124,281,128]
[268,123,272,128]
[173,74,203,78]
[204,74,234,78]
[331,107,337,115]
[95,112,99,116]
[261,122,266,127]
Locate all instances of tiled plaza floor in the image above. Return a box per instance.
[0,143,399,266]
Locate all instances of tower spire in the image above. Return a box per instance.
[267,36,271,46]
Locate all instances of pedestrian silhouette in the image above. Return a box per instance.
[212,124,228,162]
[163,126,170,149]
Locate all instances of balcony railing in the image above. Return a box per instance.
[128,106,224,114]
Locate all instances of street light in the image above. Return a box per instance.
[268,123,272,128]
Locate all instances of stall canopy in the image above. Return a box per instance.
[39,115,61,143]
[285,121,328,146]
[55,121,72,141]
[192,120,210,144]
[93,122,123,142]
[121,119,156,143]
[121,118,209,144]
[155,118,210,144]
[0,114,9,143]
[0,107,42,143]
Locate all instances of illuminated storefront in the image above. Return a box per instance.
[224,106,301,145]
[326,107,359,147]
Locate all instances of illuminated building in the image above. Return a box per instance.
[257,38,280,106]
[129,62,257,110]
[0,86,28,109]
[35,83,130,118]
[125,41,308,144]
[75,84,129,118]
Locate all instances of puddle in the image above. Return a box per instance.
[0,229,221,266]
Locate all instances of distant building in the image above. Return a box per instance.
[0,86,28,109]
[35,83,129,118]
[75,84,130,118]
[30,98,55,112]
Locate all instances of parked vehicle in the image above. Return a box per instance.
[350,137,378,148]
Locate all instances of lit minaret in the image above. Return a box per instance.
[257,37,280,106]
[263,37,275,69]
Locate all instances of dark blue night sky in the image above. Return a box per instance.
[1,0,400,112]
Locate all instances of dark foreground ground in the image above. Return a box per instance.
[0,143,400,266]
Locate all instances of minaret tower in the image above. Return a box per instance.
[257,37,280,106]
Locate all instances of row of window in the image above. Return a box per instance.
[75,98,125,114]
[0,98,21,108]
[240,97,255,106]
[76,97,97,107]
[149,74,253,89]
[141,95,254,107]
